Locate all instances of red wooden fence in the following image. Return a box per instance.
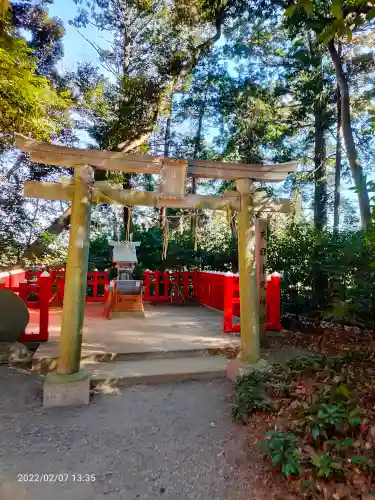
[0,268,282,341]
[195,271,281,333]
[142,271,198,302]
[0,269,27,288]
[25,270,108,304]
[218,272,282,333]
[0,271,52,342]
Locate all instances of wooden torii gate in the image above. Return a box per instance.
[15,134,297,403]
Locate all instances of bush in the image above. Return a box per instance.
[268,222,375,327]
[261,431,301,477]
[232,372,274,423]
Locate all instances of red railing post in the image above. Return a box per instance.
[198,272,206,304]
[92,272,98,300]
[19,281,29,302]
[154,271,161,300]
[267,272,282,331]
[223,274,234,333]
[12,270,24,288]
[183,273,189,300]
[194,271,199,301]
[38,271,52,341]
[143,271,151,300]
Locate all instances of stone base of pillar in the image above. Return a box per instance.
[43,369,90,408]
[226,357,269,383]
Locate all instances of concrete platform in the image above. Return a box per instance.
[29,303,240,374]
[85,355,229,388]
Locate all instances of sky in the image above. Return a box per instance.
[49,0,101,72]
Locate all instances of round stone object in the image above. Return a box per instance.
[0,289,30,342]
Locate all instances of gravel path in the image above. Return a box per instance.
[0,366,261,500]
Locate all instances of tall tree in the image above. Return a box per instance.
[0,1,72,268]
[284,0,375,230]
[333,82,342,234]
[23,0,248,259]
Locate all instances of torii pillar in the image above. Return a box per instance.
[236,179,260,362]
[227,179,266,381]
[43,165,94,407]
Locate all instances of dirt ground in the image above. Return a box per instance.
[0,365,295,500]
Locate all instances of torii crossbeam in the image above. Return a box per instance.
[15,134,298,406]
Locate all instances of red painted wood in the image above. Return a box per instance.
[266,274,282,331]
[37,274,52,341]
[3,267,282,339]
[0,269,26,288]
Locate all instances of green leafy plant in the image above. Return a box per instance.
[348,408,361,426]
[326,437,354,452]
[311,454,342,478]
[261,431,301,477]
[232,373,273,423]
[309,403,347,439]
[350,456,373,471]
[286,355,325,372]
[327,351,370,370]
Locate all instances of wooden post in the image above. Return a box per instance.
[256,218,268,347]
[236,179,260,363]
[57,165,93,375]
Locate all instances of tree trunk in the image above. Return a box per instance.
[291,177,301,221]
[333,84,342,235]
[123,173,132,239]
[192,98,205,192]
[312,49,328,313]
[191,95,205,235]
[328,40,371,231]
[159,114,171,228]
[314,105,327,232]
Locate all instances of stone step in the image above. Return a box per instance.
[83,355,229,388]
[32,346,238,374]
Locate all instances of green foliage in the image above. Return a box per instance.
[285,354,325,372]
[301,382,361,441]
[326,437,354,452]
[287,0,375,42]
[327,350,371,369]
[309,403,348,440]
[88,235,112,271]
[261,431,301,477]
[268,221,375,326]
[240,351,375,491]
[349,455,374,471]
[311,453,342,478]
[0,24,71,147]
[87,212,236,275]
[71,0,244,153]
[232,372,274,423]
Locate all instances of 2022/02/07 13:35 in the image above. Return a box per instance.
[17,473,96,482]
